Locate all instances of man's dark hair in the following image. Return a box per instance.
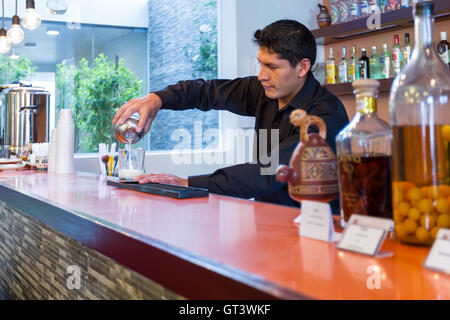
[253,19,317,69]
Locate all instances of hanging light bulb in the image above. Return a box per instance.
[8,1,24,44]
[46,0,68,15]
[0,0,10,54]
[0,29,10,54]
[23,0,41,30]
[7,16,24,44]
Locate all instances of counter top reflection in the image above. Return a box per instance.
[0,171,448,299]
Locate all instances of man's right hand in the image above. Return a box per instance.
[112,93,163,134]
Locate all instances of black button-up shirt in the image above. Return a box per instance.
[155,73,349,211]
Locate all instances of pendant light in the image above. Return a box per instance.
[46,0,68,15]
[8,0,24,44]
[0,0,11,54]
[23,0,41,30]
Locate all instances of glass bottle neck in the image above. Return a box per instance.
[356,96,377,115]
[414,11,434,49]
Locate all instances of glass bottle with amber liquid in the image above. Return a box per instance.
[336,79,393,226]
[390,1,450,246]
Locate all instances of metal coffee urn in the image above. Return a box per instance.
[0,85,51,157]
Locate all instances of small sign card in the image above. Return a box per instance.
[298,200,336,242]
[424,228,450,274]
[337,214,393,257]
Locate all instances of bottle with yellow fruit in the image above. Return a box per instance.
[390,2,450,245]
[393,182,450,245]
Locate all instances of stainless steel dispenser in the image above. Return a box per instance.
[0,85,51,157]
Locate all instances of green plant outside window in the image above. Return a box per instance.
[56,53,143,153]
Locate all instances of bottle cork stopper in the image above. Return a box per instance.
[352,79,380,97]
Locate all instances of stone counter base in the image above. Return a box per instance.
[0,201,184,300]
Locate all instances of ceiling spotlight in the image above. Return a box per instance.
[46,29,60,36]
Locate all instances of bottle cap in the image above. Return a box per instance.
[441,32,447,41]
[352,79,380,97]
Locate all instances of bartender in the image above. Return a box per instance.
[113,19,349,211]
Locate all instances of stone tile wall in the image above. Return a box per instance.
[148,0,219,151]
[0,200,184,300]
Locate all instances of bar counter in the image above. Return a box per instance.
[0,171,449,300]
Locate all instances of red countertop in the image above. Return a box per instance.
[0,170,448,300]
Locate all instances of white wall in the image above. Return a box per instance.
[218,0,322,161]
[3,0,148,28]
[220,0,320,79]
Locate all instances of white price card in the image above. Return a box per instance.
[298,200,336,242]
[337,215,393,257]
[424,229,450,274]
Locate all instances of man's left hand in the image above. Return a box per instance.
[134,173,188,187]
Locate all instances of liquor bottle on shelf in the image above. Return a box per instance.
[390,1,450,246]
[403,33,412,67]
[388,0,400,11]
[330,0,340,24]
[379,0,388,13]
[358,48,370,79]
[381,43,392,79]
[401,0,410,8]
[437,31,450,67]
[336,79,393,226]
[369,0,380,15]
[369,46,382,79]
[348,45,358,82]
[360,0,370,17]
[392,34,404,76]
[339,46,348,83]
[349,0,361,21]
[339,0,351,23]
[326,47,338,84]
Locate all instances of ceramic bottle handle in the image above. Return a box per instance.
[289,110,327,142]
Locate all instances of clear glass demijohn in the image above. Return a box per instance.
[390,1,450,245]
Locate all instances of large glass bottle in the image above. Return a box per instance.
[336,79,393,226]
[390,1,450,246]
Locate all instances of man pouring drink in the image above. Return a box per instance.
[112,19,349,211]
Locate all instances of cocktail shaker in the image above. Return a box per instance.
[114,113,144,144]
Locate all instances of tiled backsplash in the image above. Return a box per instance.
[0,200,183,300]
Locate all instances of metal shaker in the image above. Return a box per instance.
[114,113,144,144]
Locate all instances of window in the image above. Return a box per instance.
[4,19,148,153]
[2,0,218,154]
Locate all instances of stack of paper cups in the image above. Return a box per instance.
[55,109,75,174]
[48,129,57,173]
